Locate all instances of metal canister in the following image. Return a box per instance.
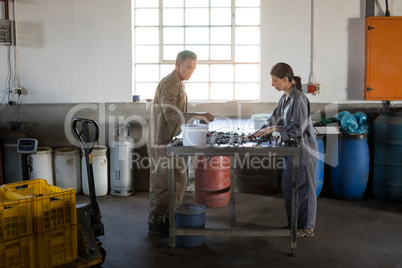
[110,123,135,196]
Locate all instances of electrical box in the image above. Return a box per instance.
[0,19,11,46]
[364,16,402,101]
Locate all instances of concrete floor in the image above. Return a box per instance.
[76,187,402,268]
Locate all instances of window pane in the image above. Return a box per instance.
[135,9,159,26]
[161,64,175,78]
[211,27,231,44]
[163,46,184,60]
[136,46,159,63]
[186,0,209,7]
[210,65,233,82]
[163,8,184,25]
[211,8,232,25]
[211,0,231,7]
[236,8,260,25]
[135,27,159,45]
[135,65,160,82]
[163,27,184,44]
[235,83,259,100]
[185,46,209,60]
[163,0,183,8]
[189,64,209,82]
[135,0,158,8]
[186,83,209,100]
[210,46,231,60]
[236,0,260,7]
[210,83,234,100]
[235,64,259,82]
[185,28,209,44]
[235,27,259,45]
[134,0,260,102]
[235,45,259,62]
[135,83,159,99]
[186,8,209,25]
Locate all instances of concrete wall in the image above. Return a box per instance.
[0,0,132,103]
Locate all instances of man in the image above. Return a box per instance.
[147,50,214,236]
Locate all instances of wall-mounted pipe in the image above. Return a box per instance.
[366,0,375,17]
[366,0,391,17]
[385,0,390,16]
[0,0,9,20]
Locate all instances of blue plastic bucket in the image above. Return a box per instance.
[175,204,206,248]
[330,134,369,200]
[372,109,402,202]
[315,135,325,197]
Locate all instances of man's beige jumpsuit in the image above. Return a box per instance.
[148,70,198,225]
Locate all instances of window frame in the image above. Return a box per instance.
[133,0,261,102]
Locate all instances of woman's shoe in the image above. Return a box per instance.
[297,229,315,237]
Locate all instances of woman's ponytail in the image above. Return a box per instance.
[293,76,302,91]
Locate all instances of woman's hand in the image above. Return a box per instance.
[250,126,278,138]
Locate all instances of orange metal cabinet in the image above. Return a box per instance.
[364,16,402,100]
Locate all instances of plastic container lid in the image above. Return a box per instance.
[175,204,207,215]
[81,146,108,156]
[341,133,368,140]
[252,114,271,120]
[54,147,79,155]
[181,124,208,130]
[34,147,53,155]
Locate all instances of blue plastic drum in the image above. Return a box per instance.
[175,204,206,248]
[330,134,369,200]
[372,109,402,202]
[315,135,325,197]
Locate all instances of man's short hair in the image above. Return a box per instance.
[176,50,197,63]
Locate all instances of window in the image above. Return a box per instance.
[133,0,260,101]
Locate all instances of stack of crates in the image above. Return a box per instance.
[0,186,34,268]
[2,179,78,268]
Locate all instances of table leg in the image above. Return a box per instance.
[230,163,236,228]
[168,155,175,249]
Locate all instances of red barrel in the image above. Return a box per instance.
[195,156,231,208]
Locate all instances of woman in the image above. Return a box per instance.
[251,62,318,237]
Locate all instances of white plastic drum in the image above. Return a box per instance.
[82,146,108,196]
[54,147,81,193]
[31,146,54,185]
[251,114,271,130]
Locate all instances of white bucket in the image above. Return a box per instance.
[252,114,271,130]
[82,146,108,196]
[181,124,208,146]
[31,146,54,185]
[54,147,81,193]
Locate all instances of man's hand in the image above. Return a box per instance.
[195,112,214,123]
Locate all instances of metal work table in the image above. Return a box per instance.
[167,143,301,256]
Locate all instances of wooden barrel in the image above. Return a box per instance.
[195,156,230,208]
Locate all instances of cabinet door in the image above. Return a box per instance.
[364,17,402,100]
